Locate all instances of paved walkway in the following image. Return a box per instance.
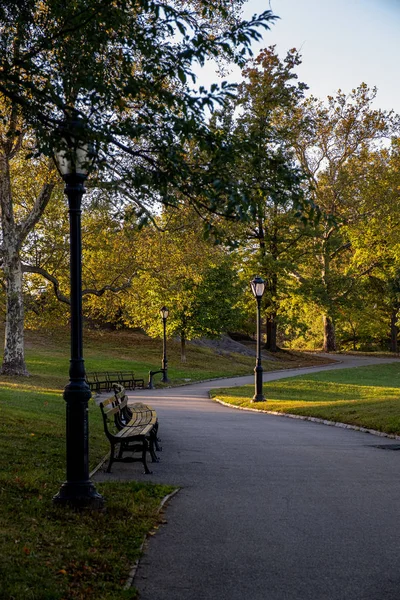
[95,355,400,600]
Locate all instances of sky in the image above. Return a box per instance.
[196,0,400,113]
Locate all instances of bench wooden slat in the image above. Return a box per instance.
[116,422,154,439]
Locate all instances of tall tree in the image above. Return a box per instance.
[0,1,275,208]
[342,140,400,351]
[290,85,396,351]
[210,46,309,351]
[0,110,54,374]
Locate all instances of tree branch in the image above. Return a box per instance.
[22,264,70,304]
[22,264,134,304]
[82,280,132,297]
[333,262,381,302]
[17,182,55,249]
[289,270,306,284]
[329,241,351,261]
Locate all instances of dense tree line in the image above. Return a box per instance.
[0,0,274,374]
[1,2,400,374]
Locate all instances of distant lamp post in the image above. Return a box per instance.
[53,120,104,509]
[250,276,265,402]
[160,306,169,383]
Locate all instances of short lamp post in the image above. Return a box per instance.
[250,276,265,402]
[52,121,104,509]
[160,306,169,383]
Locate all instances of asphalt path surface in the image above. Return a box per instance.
[95,355,400,600]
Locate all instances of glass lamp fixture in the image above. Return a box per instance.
[53,120,95,178]
[160,306,169,319]
[250,276,265,299]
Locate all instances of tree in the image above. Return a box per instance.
[119,207,244,361]
[341,140,400,351]
[0,1,276,374]
[0,112,54,374]
[290,85,396,351]
[22,197,137,327]
[0,128,140,374]
[209,47,310,351]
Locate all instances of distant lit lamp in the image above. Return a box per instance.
[250,276,265,402]
[160,306,169,383]
[53,120,104,509]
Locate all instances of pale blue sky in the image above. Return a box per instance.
[196,0,400,113]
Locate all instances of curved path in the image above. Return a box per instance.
[95,355,400,600]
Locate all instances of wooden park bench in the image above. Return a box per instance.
[99,385,160,474]
[86,371,145,393]
[111,371,145,390]
[85,371,110,392]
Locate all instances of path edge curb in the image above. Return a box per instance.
[212,396,400,441]
[124,487,180,590]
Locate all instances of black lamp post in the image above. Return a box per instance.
[160,306,169,383]
[250,276,265,402]
[52,121,104,509]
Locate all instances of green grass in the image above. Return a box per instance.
[210,363,400,436]
[0,481,173,600]
[24,327,334,385]
[0,326,334,598]
[0,349,174,599]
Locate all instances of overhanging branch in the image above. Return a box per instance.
[22,264,134,304]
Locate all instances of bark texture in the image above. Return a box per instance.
[265,314,277,352]
[0,132,54,375]
[2,256,28,375]
[323,314,336,352]
[180,333,187,363]
[390,309,398,353]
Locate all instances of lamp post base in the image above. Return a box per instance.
[161,358,169,383]
[53,481,105,510]
[251,393,265,402]
[252,364,264,402]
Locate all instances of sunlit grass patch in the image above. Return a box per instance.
[211,363,400,435]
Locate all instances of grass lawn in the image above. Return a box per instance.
[0,346,174,599]
[210,363,400,436]
[0,327,334,599]
[19,326,336,391]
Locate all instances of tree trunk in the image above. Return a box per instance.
[0,116,53,376]
[390,309,398,353]
[352,327,357,351]
[1,253,28,375]
[265,313,278,352]
[265,230,279,352]
[323,314,336,352]
[180,332,186,363]
[0,152,29,375]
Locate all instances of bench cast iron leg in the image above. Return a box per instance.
[106,443,116,473]
[142,439,152,474]
[153,422,162,451]
[149,433,159,463]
